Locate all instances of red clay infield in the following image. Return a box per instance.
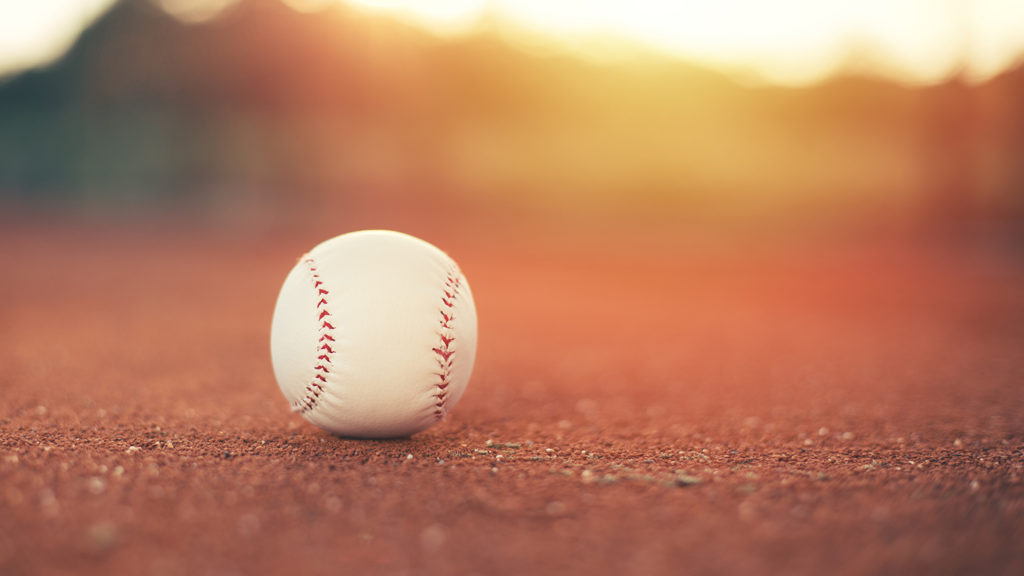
[1,213,1021,575]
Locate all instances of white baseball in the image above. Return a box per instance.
[270,230,478,438]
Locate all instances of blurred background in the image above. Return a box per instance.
[3,5,1024,574]
[0,0,1022,240]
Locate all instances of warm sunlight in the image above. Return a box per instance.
[344,0,1024,84]
[0,0,114,76]
[1,0,1023,84]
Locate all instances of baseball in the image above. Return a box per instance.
[270,230,478,438]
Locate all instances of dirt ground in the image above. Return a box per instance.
[0,210,1021,576]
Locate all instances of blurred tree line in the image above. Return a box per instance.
[0,0,1021,226]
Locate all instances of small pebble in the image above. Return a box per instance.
[675,474,703,486]
[86,477,106,495]
[85,522,118,554]
[40,489,59,517]
[546,501,567,516]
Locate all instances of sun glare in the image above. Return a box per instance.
[343,0,1024,85]
[0,0,115,76]
[158,0,240,23]
[347,0,485,34]
[0,0,1022,83]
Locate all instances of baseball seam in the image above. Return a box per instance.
[432,266,462,420]
[292,257,335,415]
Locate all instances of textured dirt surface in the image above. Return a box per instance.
[1,213,1022,576]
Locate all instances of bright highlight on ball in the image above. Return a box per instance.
[270,230,478,438]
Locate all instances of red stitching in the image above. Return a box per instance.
[292,257,335,415]
[433,268,462,420]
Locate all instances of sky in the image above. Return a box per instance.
[0,0,1023,85]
